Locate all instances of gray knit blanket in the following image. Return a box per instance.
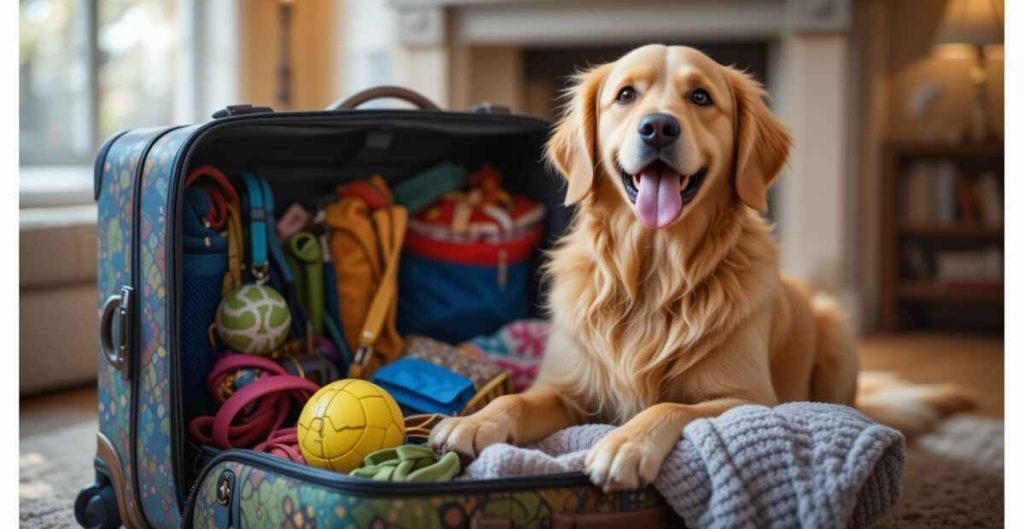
[460,402,905,528]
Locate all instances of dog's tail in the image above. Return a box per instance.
[810,293,976,439]
[855,371,976,439]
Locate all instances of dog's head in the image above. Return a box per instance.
[547,45,791,229]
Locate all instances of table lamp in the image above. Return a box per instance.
[932,0,1003,141]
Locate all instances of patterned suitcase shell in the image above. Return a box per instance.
[79,92,671,529]
[185,452,672,528]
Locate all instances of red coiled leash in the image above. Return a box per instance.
[188,354,316,463]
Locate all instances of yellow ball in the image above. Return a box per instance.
[297,379,405,473]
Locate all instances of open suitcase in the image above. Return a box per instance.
[75,86,676,529]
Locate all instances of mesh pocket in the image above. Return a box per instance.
[182,253,227,417]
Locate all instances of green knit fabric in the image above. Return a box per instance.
[349,445,461,482]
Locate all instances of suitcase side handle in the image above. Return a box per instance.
[327,85,440,111]
[99,286,133,380]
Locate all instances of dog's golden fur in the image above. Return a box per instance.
[429,45,972,491]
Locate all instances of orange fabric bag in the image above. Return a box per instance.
[324,176,406,378]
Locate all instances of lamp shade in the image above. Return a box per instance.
[933,0,1003,48]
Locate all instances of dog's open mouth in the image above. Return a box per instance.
[619,160,707,228]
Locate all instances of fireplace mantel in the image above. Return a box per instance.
[390,0,851,47]
[386,0,861,328]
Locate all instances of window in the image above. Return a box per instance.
[98,0,181,141]
[20,0,92,167]
[21,0,181,165]
[19,0,237,208]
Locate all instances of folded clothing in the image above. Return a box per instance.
[404,335,506,391]
[460,402,904,529]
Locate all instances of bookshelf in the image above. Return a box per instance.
[880,141,1004,332]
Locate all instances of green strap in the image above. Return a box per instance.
[391,162,467,215]
[285,232,324,335]
[349,445,461,482]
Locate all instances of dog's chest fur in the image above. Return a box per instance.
[544,207,779,422]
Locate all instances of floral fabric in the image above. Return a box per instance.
[465,320,549,392]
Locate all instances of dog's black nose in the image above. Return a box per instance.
[638,113,681,148]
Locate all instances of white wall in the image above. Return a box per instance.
[775,35,851,294]
[338,0,401,105]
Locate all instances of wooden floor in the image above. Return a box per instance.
[858,332,1003,418]
[20,384,99,437]
[19,332,1004,438]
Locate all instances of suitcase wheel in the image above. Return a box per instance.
[74,482,121,529]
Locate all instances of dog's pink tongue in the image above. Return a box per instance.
[635,169,682,228]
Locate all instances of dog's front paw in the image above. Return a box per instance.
[584,429,667,492]
[427,409,517,460]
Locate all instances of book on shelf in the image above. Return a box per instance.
[932,162,957,224]
[903,242,931,280]
[902,162,1002,227]
[902,245,1002,284]
[955,175,979,223]
[905,162,931,224]
[974,171,1003,227]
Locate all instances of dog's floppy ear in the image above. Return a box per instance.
[724,67,792,212]
[546,63,612,205]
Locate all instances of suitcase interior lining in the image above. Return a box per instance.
[180,116,572,488]
[188,119,570,250]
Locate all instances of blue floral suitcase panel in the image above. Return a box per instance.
[91,125,191,529]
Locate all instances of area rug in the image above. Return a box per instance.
[876,415,1004,528]
[20,421,97,528]
[19,415,1003,528]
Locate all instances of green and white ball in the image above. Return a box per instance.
[216,284,291,355]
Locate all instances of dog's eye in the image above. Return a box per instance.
[615,86,637,105]
[690,88,713,107]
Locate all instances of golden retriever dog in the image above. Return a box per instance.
[429,44,972,491]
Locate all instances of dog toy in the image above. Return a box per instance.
[216,284,291,355]
[215,171,296,355]
[297,379,405,473]
[349,445,460,482]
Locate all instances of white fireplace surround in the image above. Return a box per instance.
[388,0,861,328]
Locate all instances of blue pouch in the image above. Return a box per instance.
[371,358,475,416]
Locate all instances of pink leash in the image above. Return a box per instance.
[188,354,317,463]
